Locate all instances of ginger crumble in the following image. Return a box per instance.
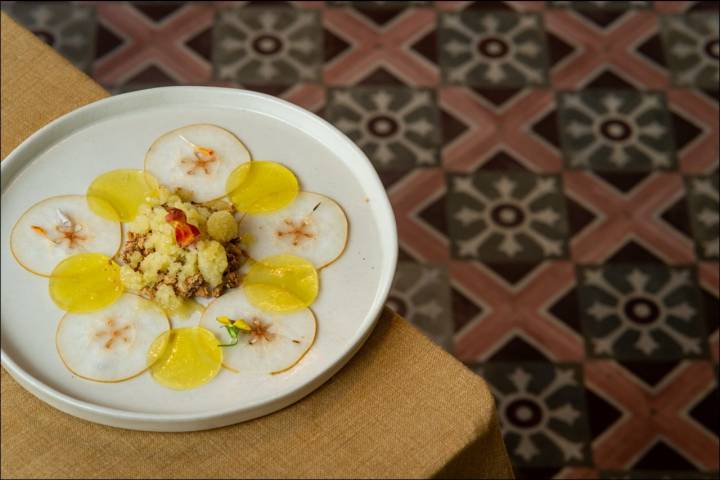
[118,187,248,314]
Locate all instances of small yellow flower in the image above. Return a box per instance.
[216,316,251,331]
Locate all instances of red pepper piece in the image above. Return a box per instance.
[165,207,200,247]
[174,222,200,247]
[165,207,187,223]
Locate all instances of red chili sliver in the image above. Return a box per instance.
[174,222,200,247]
[165,207,200,246]
[165,207,187,223]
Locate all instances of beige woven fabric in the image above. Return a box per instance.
[0,13,513,479]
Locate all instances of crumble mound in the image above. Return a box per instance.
[118,187,247,313]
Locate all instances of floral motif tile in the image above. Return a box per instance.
[687,174,720,260]
[325,88,441,170]
[388,262,453,352]
[557,90,677,171]
[1,2,95,72]
[447,172,569,261]
[578,265,707,360]
[213,7,322,85]
[661,13,720,89]
[438,11,549,87]
[480,362,592,467]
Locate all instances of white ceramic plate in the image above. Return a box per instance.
[0,87,397,431]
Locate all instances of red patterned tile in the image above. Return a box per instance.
[564,171,695,265]
[452,261,585,362]
[586,360,718,470]
[545,9,668,89]
[94,3,215,86]
[387,168,449,263]
[667,89,720,174]
[323,8,438,86]
[699,262,719,362]
[440,87,562,172]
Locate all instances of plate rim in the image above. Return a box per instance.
[0,86,398,429]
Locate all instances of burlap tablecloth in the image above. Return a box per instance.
[0,13,513,479]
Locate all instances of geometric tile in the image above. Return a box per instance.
[686,174,720,260]
[548,1,651,11]
[1,2,96,72]
[94,3,215,87]
[688,379,719,440]
[604,240,667,264]
[585,360,718,471]
[659,193,693,241]
[484,363,592,467]
[578,265,707,360]
[582,69,641,90]
[453,261,584,362]
[482,261,543,287]
[545,10,667,90]
[661,14,720,89]
[600,470,715,479]
[323,8,438,86]
[670,109,704,153]
[387,262,453,352]
[546,284,584,337]
[323,25,351,63]
[698,262,719,362]
[666,89,718,174]
[327,1,432,8]
[636,32,668,70]
[438,11,549,87]
[564,172,695,265]
[585,385,624,442]
[631,439,701,470]
[441,87,562,173]
[485,334,554,362]
[615,360,682,390]
[388,168,450,263]
[591,171,652,194]
[477,150,533,172]
[325,88,441,170]
[557,90,676,171]
[450,283,484,334]
[95,20,124,60]
[130,2,185,22]
[564,192,598,239]
[214,8,322,85]
[447,173,569,261]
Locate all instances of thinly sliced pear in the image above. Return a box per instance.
[200,289,316,374]
[56,294,170,383]
[240,192,348,268]
[10,195,122,277]
[144,124,251,202]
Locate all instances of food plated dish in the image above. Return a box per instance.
[0,87,397,431]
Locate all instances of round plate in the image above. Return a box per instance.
[0,87,397,432]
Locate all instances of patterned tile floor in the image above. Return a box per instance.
[3,1,718,478]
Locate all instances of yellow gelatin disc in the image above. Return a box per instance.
[244,254,318,312]
[49,253,123,313]
[87,169,159,222]
[226,161,298,214]
[147,327,222,390]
